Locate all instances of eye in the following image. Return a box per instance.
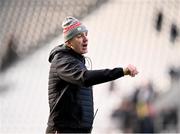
[77,34,82,38]
[76,32,88,38]
[85,32,88,36]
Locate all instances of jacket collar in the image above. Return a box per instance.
[65,45,85,64]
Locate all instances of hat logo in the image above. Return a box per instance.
[77,27,82,31]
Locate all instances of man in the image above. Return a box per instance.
[46,16,138,133]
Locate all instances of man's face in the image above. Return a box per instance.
[67,32,88,54]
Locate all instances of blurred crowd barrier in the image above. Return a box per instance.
[0,0,108,70]
[111,80,158,133]
[111,66,180,133]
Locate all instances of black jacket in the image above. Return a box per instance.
[46,44,124,132]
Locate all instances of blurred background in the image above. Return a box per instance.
[0,0,180,133]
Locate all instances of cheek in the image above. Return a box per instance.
[72,39,83,49]
[76,40,83,47]
[74,42,82,50]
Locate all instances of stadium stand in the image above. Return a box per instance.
[0,0,108,70]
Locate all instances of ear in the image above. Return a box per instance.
[65,41,74,49]
[65,40,71,46]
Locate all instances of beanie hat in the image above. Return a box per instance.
[62,16,88,42]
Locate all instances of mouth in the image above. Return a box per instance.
[82,44,87,48]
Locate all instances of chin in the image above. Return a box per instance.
[81,49,88,54]
[84,50,88,54]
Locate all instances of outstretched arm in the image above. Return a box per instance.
[56,57,138,86]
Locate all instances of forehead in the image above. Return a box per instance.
[75,32,88,36]
[68,32,88,43]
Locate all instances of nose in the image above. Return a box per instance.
[83,33,88,42]
[83,36,88,42]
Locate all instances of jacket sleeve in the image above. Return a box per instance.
[55,57,124,87]
[83,68,124,87]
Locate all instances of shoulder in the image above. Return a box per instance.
[52,52,79,66]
